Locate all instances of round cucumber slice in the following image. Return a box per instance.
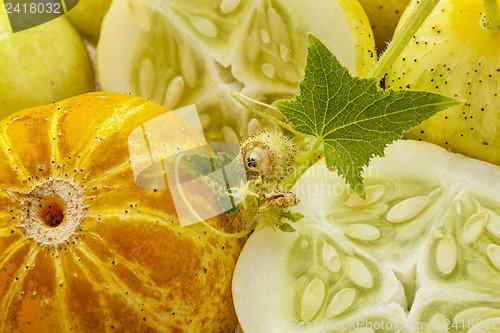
[233,140,500,332]
[97,0,376,141]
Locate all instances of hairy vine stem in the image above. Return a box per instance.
[231,92,303,136]
[280,139,323,191]
[368,0,440,81]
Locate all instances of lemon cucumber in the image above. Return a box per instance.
[0,7,94,118]
[66,0,113,44]
[385,0,500,166]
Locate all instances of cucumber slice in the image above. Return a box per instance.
[233,140,500,332]
[97,0,376,141]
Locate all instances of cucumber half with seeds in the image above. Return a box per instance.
[233,140,500,332]
[97,0,376,142]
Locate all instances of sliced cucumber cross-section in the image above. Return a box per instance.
[98,0,376,141]
[233,140,500,332]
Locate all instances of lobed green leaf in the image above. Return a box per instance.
[276,34,461,194]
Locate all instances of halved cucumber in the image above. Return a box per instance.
[97,0,376,141]
[233,140,500,332]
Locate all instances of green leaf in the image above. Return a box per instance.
[276,34,461,194]
[280,211,304,223]
[278,223,296,233]
[178,151,246,211]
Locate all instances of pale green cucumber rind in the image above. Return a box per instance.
[97,0,143,94]
[65,0,113,44]
[232,228,300,332]
[0,16,94,118]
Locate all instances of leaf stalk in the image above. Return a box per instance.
[280,139,323,191]
[231,92,303,136]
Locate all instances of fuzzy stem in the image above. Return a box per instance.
[231,92,304,136]
[280,139,323,191]
[482,0,500,31]
[368,0,440,81]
